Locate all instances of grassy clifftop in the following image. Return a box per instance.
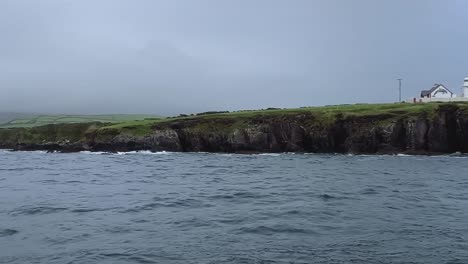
[96,102,468,137]
[0,114,161,128]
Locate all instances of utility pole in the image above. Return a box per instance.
[397,78,403,102]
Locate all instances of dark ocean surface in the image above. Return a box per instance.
[0,150,467,264]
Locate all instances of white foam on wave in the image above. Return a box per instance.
[0,149,13,153]
[348,153,414,157]
[135,150,152,154]
[396,154,413,157]
[24,150,48,154]
[143,150,171,155]
[429,154,468,159]
[115,150,172,155]
[80,151,109,155]
[303,152,331,156]
[80,150,172,155]
[144,150,170,155]
[257,153,281,157]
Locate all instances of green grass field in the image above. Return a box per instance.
[98,102,468,136]
[0,114,162,128]
[3,102,468,132]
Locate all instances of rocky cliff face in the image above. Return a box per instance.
[2,105,468,154]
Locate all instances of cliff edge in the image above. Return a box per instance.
[1,103,468,154]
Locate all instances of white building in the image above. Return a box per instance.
[406,77,468,103]
[464,77,468,97]
[420,84,455,99]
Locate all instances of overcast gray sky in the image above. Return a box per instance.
[1,0,467,115]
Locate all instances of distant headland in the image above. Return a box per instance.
[1,103,468,155]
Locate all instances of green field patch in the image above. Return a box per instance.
[0,114,162,128]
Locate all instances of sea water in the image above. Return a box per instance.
[0,151,467,263]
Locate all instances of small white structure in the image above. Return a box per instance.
[420,84,455,99]
[464,77,468,97]
[406,78,468,103]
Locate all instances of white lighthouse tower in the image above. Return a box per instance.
[464,77,468,98]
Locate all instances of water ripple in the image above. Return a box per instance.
[0,229,18,237]
[236,225,319,236]
[10,206,68,216]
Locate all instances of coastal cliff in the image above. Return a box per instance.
[1,103,468,154]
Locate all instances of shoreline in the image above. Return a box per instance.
[1,148,465,157]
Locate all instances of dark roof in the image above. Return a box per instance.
[420,84,453,97]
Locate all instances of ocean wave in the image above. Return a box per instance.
[209,191,268,200]
[120,198,211,213]
[80,151,109,155]
[359,188,379,195]
[318,194,353,201]
[80,150,172,155]
[237,225,318,235]
[432,152,468,158]
[218,153,235,157]
[116,150,171,155]
[70,207,122,213]
[0,149,13,153]
[10,150,49,154]
[0,229,18,237]
[31,150,49,154]
[257,153,282,157]
[10,206,68,216]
